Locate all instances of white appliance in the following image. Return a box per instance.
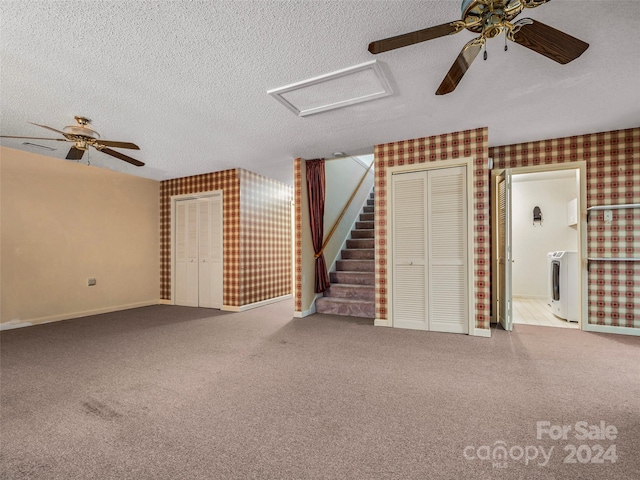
[546,251,556,306]
[549,251,578,322]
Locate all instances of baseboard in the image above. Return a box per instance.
[0,321,34,331]
[473,328,492,338]
[158,299,173,305]
[584,323,640,337]
[294,304,317,318]
[374,318,391,327]
[0,300,160,331]
[222,294,292,312]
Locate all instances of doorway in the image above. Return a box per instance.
[492,164,586,330]
[172,191,224,308]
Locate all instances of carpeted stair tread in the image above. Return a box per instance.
[351,229,374,239]
[341,248,375,260]
[346,238,374,249]
[317,187,376,319]
[324,283,375,300]
[336,259,375,272]
[315,297,375,318]
[330,271,375,285]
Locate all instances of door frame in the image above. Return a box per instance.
[490,162,587,330]
[170,190,224,306]
[386,157,475,335]
[494,169,513,331]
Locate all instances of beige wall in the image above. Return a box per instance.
[1,147,160,327]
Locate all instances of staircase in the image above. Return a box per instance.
[315,190,375,318]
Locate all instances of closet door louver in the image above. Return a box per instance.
[391,165,468,334]
[209,195,223,308]
[175,202,188,305]
[176,200,199,307]
[428,166,467,333]
[175,195,223,308]
[392,171,428,330]
[198,199,212,308]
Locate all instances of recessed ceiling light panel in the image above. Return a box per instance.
[268,60,393,117]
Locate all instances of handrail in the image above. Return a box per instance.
[314,158,375,259]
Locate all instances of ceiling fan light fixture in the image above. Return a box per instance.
[63,124,100,139]
[369,0,585,95]
[0,117,145,167]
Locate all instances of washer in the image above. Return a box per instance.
[549,251,578,322]
[546,251,556,306]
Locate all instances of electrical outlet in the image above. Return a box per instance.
[603,210,613,225]
[87,278,97,286]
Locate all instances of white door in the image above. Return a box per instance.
[175,195,223,308]
[428,166,468,333]
[198,196,223,308]
[496,170,513,331]
[176,200,199,307]
[392,166,468,333]
[392,171,428,330]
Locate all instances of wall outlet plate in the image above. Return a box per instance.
[603,210,613,224]
[87,278,97,286]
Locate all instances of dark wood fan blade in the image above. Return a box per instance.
[368,22,460,54]
[0,135,69,141]
[436,40,483,95]
[99,147,145,167]
[29,122,66,135]
[66,147,85,160]
[512,19,589,64]
[96,140,140,150]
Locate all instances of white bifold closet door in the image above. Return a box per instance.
[175,195,223,308]
[392,166,468,333]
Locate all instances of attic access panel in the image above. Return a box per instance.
[268,60,393,117]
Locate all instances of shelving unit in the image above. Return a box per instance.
[586,203,640,269]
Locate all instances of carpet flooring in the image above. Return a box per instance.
[1,299,639,480]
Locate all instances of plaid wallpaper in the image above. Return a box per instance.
[160,169,240,305]
[294,159,302,311]
[490,127,640,329]
[374,128,490,329]
[238,169,293,305]
[160,168,292,308]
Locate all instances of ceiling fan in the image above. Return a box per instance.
[0,116,144,166]
[368,0,589,95]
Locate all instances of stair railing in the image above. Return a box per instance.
[315,158,375,259]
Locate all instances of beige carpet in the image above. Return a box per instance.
[1,299,639,479]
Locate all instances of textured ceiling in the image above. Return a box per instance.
[1,1,638,186]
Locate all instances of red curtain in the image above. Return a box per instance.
[306,159,330,293]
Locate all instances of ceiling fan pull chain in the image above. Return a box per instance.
[483,42,488,61]
[504,29,508,51]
